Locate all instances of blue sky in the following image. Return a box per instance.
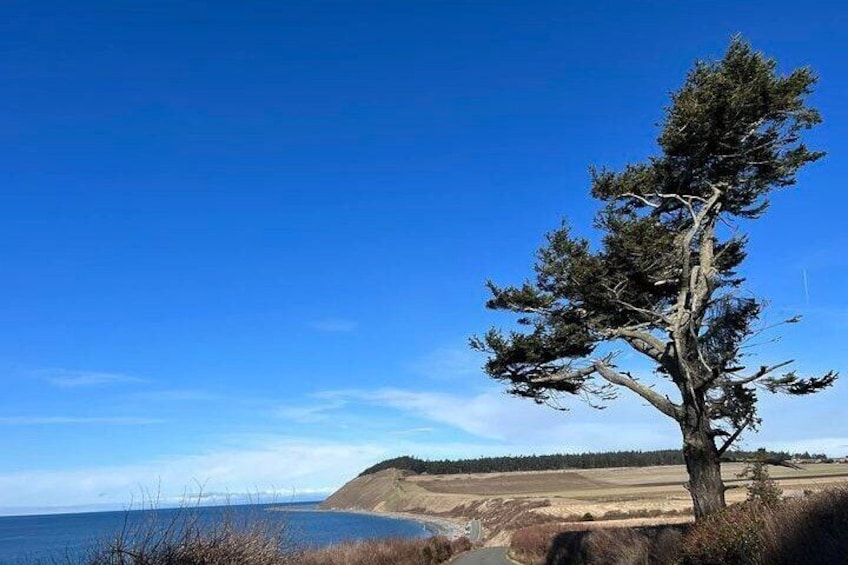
[1,1,847,515]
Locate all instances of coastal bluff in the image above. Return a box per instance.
[319,467,489,517]
[319,468,422,513]
[318,463,848,544]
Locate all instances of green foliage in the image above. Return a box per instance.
[358,448,792,476]
[471,35,836,518]
[472,34,834,425]
[359,450,687,476]
[738,454,782,506]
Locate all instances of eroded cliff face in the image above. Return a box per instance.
[319,468,416,512]
[319,468,478,514]
[318,468,556,544]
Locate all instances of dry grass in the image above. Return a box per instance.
[680,486,848,565]
[79,505,298,565]
[414,463,848,530]
[761,486,848,564]
[510,523,683,565]
[510,523,573,564]
[297,536,472,565]
[510,486,848,565]
[415,472,612,495]
[72,500,471,565]
[410,463,848,498]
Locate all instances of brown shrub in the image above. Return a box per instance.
[83,506,297,565]
[511,523,684,565]
[513,486,848,565]
[761,487,848,565]
[511,523,572,564]
[679,502,767,565]
[297,536,471,565]
[553,526,684,565]
[600,507,688,520]
[680,486,848,565]
[579,528,653,565]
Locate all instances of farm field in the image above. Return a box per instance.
[322,463,848,544]
[412,463,848,494]
[408,463,848,518]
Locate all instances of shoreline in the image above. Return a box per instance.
[320,507,466,540]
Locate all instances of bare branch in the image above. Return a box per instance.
[528,365,597,385]
[729,360,795,386]
[592,360,681,420]
[621,192,661,208]
[607,328,669,360]
[720,456,803,471]
[716,419,751,457]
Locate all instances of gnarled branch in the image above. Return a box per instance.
[592,361,682,420]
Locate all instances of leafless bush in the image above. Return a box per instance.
[74,495,298,565]
[680,486,848,565]
[511,523,684,565]
[761,486,848,564]
[296,536,471,565]
[600,507,689,520]
[510,523,571,564]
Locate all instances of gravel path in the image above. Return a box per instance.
[451,547,513,565]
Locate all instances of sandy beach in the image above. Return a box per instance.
[321,507,467,540]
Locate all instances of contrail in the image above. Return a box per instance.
[803,269,810,306]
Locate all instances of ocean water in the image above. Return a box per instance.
[0,503,431,564]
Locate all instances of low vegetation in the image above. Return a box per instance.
[71,504,470,565]
[680,487,848,565]
[82,533,469,565]
[297,536,472,565]
[509,486,848,565]
[510,523,684,565]
[79,507,298,565]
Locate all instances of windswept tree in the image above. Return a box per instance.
[471,38,836,519]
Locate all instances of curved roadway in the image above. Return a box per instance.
[451,547,512,565]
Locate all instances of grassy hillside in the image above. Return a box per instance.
[323,462,848,544]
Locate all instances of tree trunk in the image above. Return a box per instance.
[682,422,726,519]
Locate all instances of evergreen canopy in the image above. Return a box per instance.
[471,37,836,518]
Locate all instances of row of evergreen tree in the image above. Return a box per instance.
[359,448,794,476]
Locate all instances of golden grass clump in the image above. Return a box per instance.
[297,536,472,565]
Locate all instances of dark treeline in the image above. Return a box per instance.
[359,449,794,476]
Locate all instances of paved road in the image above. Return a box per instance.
[451,547,512,565]
[466,518,483,542]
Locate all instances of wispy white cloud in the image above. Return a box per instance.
[130,389,221,402]
[39,369,147,388]
[0,438,387,513]
[275,396,348,423]
[0,416,165,425]
[391,427,435,435]
[408,347,484,380]
[1,431,636,515]
[278,386,676,449]
[309,318,358,333]
[364,388,673,447]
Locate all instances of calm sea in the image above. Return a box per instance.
[0,503,431,564]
